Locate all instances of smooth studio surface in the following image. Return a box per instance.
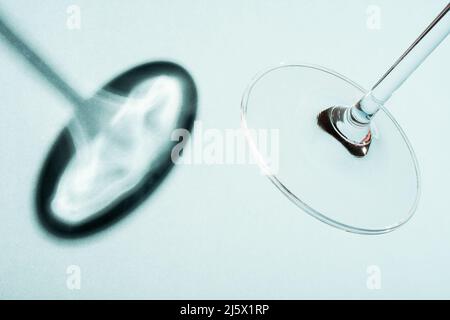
[0,0,449,298]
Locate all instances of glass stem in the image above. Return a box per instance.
[351,3,450,125]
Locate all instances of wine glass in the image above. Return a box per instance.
[241,4,449,234]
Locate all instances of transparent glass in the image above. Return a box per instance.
[241,64,420,234]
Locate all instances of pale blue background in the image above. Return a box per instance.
[0,0,449,299]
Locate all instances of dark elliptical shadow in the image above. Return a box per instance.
[35,62,197,238]
[0,16,197,238]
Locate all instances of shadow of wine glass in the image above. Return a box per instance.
[34,61,197,239]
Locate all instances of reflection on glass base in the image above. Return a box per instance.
[317,106,371,157]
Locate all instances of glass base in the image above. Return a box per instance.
[35,62,197,237]
[241,64,420,234]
